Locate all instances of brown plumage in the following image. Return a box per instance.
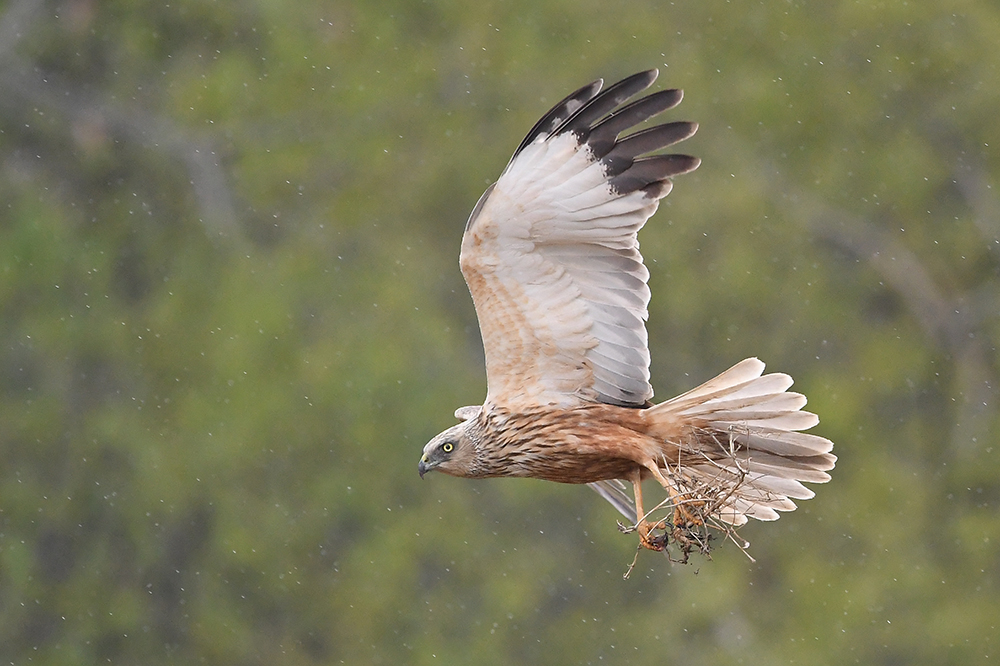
[419,70,835,558]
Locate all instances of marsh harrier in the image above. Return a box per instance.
[418,70,835,558]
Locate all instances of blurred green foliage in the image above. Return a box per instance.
[1,0,999,663]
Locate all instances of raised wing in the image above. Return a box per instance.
[460,70,700,409]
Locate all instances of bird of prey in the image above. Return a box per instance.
[418,69,835,558]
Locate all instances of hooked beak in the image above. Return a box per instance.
[418,456,430,479]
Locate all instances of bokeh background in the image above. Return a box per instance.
[2,0,999,663]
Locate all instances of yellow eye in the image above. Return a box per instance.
[442,442,454,453]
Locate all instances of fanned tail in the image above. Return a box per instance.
[646,357,836,526]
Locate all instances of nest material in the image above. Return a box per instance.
[621,432,756,576]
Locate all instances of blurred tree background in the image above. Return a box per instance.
[1,0,998,663]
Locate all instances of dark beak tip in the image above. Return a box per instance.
[418,461,427,479]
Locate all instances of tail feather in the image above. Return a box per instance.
[699,409,817,431]
[742,428,834,458]
[741,456,833,483]
[648,357,836,527]
[663,357,767,404]
[684,390,807,415]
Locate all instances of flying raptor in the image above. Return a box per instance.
[418,69,835,559]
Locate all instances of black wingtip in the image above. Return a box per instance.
[600,121,700,176]
[609,154,701,196]
[586,89,687,157]
[509,78,604,161]
[554,70,660,138]
[505,69,698,196]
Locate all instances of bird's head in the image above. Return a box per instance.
[418,406,481,478]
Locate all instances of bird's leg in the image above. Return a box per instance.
[630,474,668,551]
[646,464,705,529]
